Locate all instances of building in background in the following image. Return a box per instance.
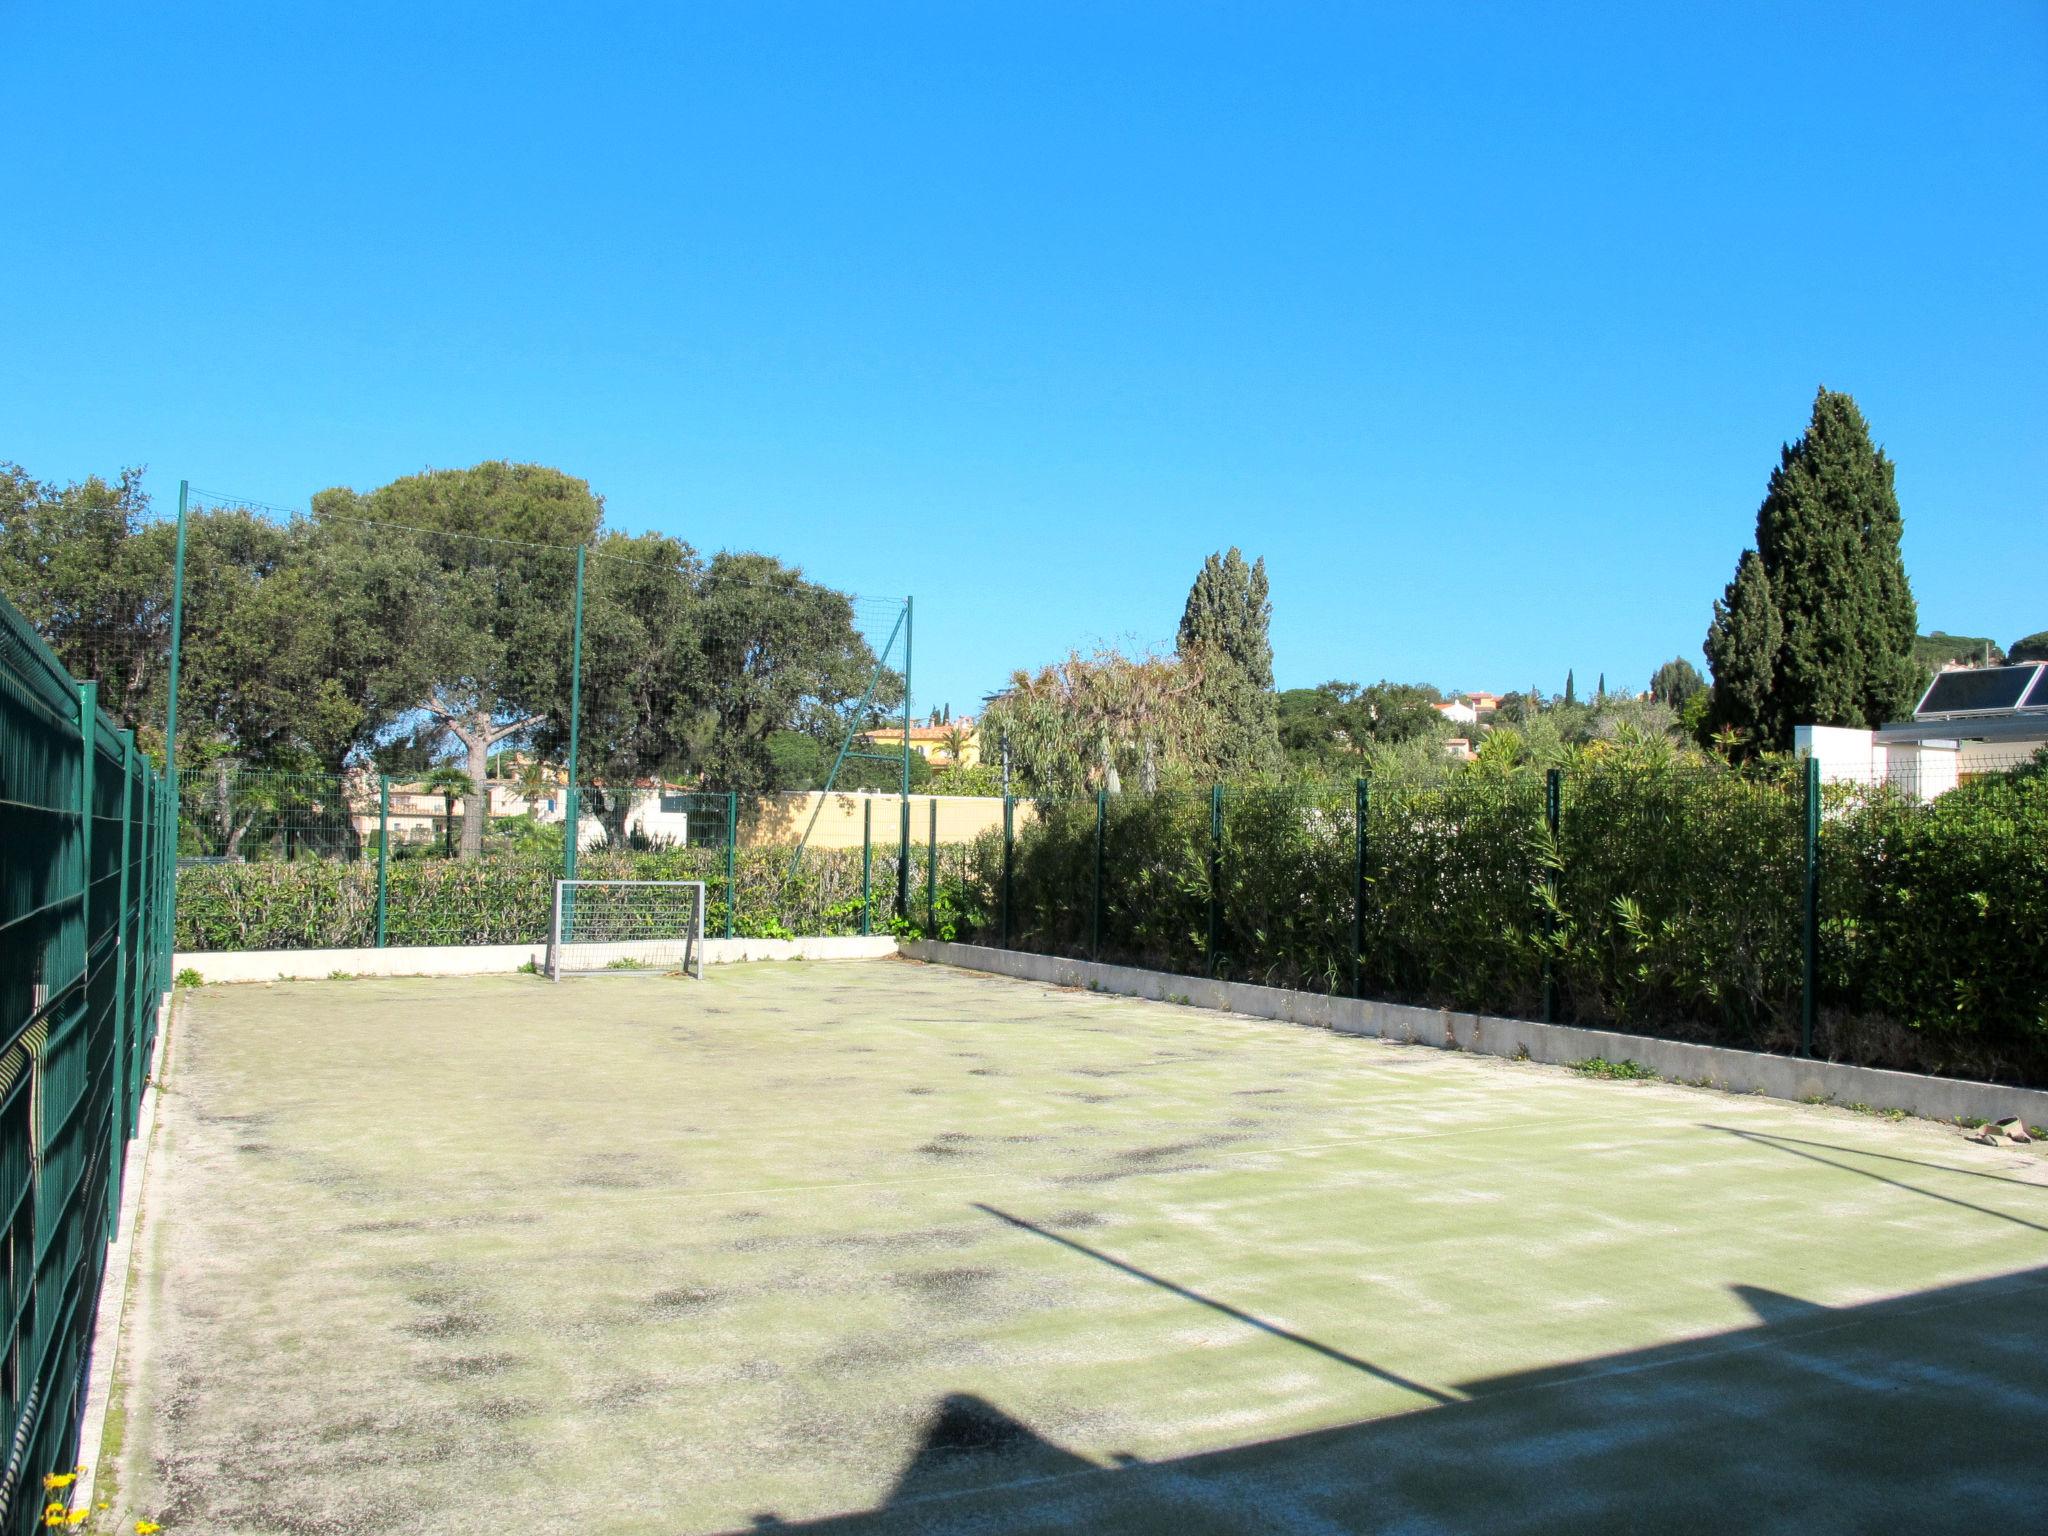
[859,717,980,767]
[1799,661,2048,801]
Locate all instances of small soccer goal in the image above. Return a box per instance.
[547,879,707,980]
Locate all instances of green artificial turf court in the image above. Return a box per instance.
[102,958,2048,1534]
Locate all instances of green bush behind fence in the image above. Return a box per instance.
[176,844,956,951]
[173,753,2048,1085]
[948,756,2048,1086]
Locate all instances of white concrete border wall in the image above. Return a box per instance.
[176,936,898,982]
[901,940,2048,1128]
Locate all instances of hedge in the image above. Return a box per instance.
[175,759,2048,1084]
[947,759,2048,1085]
[175,843,958,952]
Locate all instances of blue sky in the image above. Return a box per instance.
[5,2,2043,717]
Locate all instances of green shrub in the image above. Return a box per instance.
[946,755,2048,1085]
[1568,1056,1656,1080]
[1821,758,2048,1081]
[175,843,977,952]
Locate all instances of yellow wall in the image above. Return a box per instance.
[738,791,1024,849]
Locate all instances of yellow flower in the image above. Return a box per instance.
[64,1513,89,1528]
[43,1507,65,1528]
[137,1522,163,1535]
[43,1475,76,1490]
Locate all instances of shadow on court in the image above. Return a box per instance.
[739,1263,2048,1534]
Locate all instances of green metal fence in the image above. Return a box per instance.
[168,767,984,951]
[0,591,172,1533]
[959,749,2048,1085]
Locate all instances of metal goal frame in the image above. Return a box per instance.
[546,879,707,980]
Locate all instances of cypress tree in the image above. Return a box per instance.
[1704,550,1782,744]
[1596,672,1607,704]
[1564,669,1576,706]
[1706,388,1919,745]
[1177,548,1279,777]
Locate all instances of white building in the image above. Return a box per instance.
[1799,661,2048,801]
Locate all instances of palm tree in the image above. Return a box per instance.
[938,725,972,766]
[422,766,474,858]
[515,756,554,818]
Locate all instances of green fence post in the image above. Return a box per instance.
[78,680,97,970]
[1001,794,1015,948]
[563,544,586,886]
[898,795,912,925]
[1543,767,1562,1024]
[1092,788,1106,961]
[1801,754,1821,1058]
[108,726,133,1239]
[1353,778,1368,999]
[375,775,391,947]
[724,790,738,939]
[925,797,937,939]
[898,597,913,920]
[163,481,189,777]
[160,768,174,994]
[861,799,873,936]
[1207,784,1224,979]
[140,768,155,1012]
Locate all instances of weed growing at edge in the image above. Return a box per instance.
[1568,1056,1657,1081]
[173,968,203,988]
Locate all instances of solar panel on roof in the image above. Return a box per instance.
[1915,665,2037,716]
[2023,666,2048,710]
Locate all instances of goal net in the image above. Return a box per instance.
[547,879,707,980]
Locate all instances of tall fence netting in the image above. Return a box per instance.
[0,590,172,1534]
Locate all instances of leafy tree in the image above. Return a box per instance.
[1648,657,1706,711]
[0,464,172,740]
[2007,631,2048,665]
[1176,548,1279,776]
[837,748,935,794]
[313,462,597,857]
[766,730,828,789]
[1277,680,1445,770]
[1708,388,1919,745]
[982,648,1213,798]
[1703,550,1781,749]
[555,531,707,845]
[691,552,892,794]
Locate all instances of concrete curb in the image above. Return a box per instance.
[175,935,900,983]
[70,991,176,1518]
[900,940,2048,1129]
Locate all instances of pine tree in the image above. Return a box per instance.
[1704,550,1781,745]
[1709,388,1919,745]
[1176,548,1279,777]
